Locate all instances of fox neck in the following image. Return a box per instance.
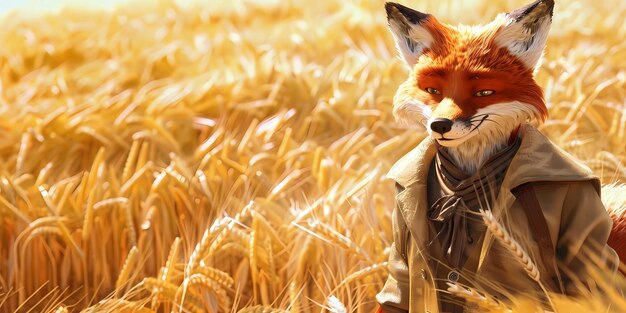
[442,126,519,175]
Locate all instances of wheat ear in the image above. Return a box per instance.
[115,246,139,293]
[479,209,558,313]
[479,209,540,281]
[160,237,181,283]
[309,220,371,262]
[142,277,203,313]
[447,282,511,312]
[237,305,289,313]
[335,262,387,290]
[177,274,231,313]
[186,218,229,274]
[196,265,234,288]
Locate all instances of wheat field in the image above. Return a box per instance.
[0,0,624,312]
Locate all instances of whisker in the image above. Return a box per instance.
[470,114,488,120]
[471,113,501,121]
[469,114,492,122]
[470,117,497,125]
[481,118,501,127]
[469,115,489,132]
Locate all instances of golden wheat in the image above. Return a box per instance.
[479,209,560,312]
[115,246,140,293]
[196,266,234,289]
[480,210,540,281]
[54,305,69,313]
[237,305,289,313]
[336,262,388,290]
[0,0,624,312]
[160,237,181,283]
[176,273,230,313]
[143,277,204,313]
[447,282,511,313]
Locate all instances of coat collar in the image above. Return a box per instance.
[387,123,599,192]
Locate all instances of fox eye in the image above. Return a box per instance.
[475,90,495,97]
[425,87,441,95]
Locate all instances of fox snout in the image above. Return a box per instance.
[426,113,488,147]
[429,118,453,135]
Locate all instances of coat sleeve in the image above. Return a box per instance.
[556,181,623,295]
[376,201,410,312]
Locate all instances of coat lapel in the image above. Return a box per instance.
[388,136,438,250]
[396,183,428,248]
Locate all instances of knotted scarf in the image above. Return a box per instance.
[428,136,521,269]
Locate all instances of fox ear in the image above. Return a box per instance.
[385,2,437,67]
[495,0,554,70]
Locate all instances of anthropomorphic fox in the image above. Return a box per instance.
[377,0,624,312]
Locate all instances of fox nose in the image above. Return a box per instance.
[430,118,453,134]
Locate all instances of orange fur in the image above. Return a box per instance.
[608,209,626,265]
[408,16,548,121]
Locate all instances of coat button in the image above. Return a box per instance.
[420,269,427,280]
[448,270,459,283]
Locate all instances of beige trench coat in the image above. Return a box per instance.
[376,124,621,312]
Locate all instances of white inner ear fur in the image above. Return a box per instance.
[494,13,551,71]
[388,19,434,66]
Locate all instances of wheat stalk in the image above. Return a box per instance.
[479,209,558,312]
[479,209,540,281]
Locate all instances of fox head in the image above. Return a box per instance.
[386,0,553,164]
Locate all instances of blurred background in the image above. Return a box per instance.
[0,0,128,14]
[0,0,624,312]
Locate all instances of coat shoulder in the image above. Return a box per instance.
[504,125,600,193]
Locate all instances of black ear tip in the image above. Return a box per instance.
[509,0,555,21]
[538,0,555,15]
[384,2,396,17]
[545,0,555,15]
[384,2,430,24]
